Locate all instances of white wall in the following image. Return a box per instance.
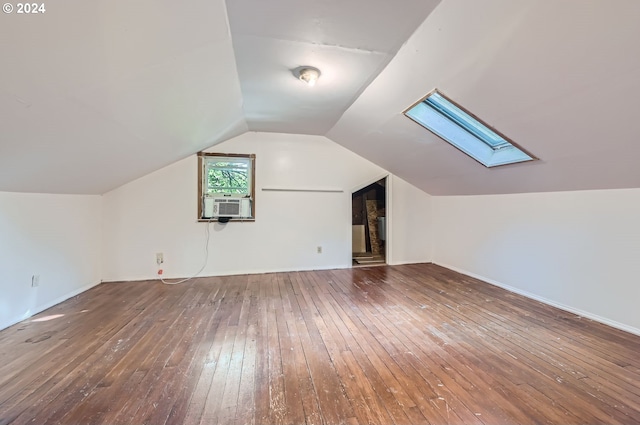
[102,132,422,281]
[0,132,435,331]
[387,174,433,265]
[7,131,640,341]
[0,192,102,330]
[432,189,640,334]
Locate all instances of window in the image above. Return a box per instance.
[197,152,255,221]
[404,89,537,167]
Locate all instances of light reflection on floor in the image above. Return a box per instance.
[30,309,89,323]
[31,314,65,322]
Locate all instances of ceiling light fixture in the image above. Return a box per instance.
[297,67,321,87]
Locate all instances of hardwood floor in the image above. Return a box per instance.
[1,263,640,424]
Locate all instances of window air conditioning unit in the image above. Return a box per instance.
[203,197,251,218]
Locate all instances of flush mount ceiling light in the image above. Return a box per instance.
[294,66,321,87]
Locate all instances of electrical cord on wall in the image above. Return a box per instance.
[160,218,213,285]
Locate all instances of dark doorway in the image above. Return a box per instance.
[351,177,386,266]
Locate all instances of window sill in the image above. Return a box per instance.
[198,218,255,223]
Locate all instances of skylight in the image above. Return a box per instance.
[404,89,536,167]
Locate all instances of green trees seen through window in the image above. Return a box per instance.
[206,160,249,195]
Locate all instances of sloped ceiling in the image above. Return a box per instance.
[0,0,246,194]
[328,0,640,195]
[2,0,640,196]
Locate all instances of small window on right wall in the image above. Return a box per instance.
[404,89,537,167]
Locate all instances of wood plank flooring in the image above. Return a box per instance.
[1,263,640,424]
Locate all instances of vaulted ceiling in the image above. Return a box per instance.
[2,0,639,195]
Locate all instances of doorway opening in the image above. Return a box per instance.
[351,177,386,267]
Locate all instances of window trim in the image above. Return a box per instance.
[404,89,538,168]
[197,152,256,222]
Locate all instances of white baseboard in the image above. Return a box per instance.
[0,280,102,331]
[435,262,640,337]
[102,263,354,284]
[388,260,432,266]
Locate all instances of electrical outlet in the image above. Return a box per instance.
[317,246,322,254]
[31,275,40,287]
[156,253,164,265]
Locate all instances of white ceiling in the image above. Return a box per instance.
[329,0,640,195]
[2,0,640,196]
